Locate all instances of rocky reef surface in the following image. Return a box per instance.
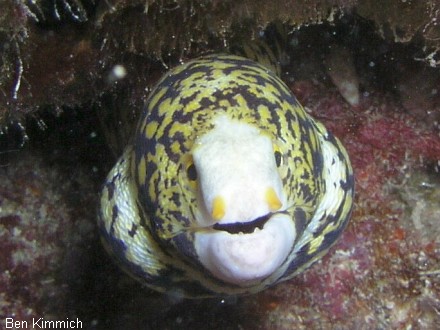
[1,1,440,329]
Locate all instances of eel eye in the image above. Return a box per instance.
[187,163,198,181]
[274,150,282,167]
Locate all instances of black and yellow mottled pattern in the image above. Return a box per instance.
[99,51,354,297]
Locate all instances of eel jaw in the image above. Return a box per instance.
[194,212,295,286]
[191,116,294,285]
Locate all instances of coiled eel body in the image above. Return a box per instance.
[99,53,354,298]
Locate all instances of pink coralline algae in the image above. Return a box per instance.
[257,77,440,328]
[0,150,97,325]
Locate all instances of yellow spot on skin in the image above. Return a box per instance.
[145,122,159,139]
[158,98,173,117]
[308,234,324,254]
[148,86,167,110]
[171,141,181,155]
[137,157,147,186]
[266,187,282,211]
[212,196,226,220]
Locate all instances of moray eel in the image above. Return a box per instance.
[99,53,354,298]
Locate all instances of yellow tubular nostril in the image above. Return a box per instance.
[212,196,226,220]
[266,187,282,211]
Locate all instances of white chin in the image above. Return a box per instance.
[194,214,296,286]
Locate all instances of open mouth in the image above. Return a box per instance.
[212,212,287,234]
[195,210,295,285]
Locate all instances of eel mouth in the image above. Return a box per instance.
[212,212,287,234]
[194,211,295,286]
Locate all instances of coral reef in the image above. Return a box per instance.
[356,1,440,66]
[1,1,440,328]
[1,0,346,130]
[1,0,440,129]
